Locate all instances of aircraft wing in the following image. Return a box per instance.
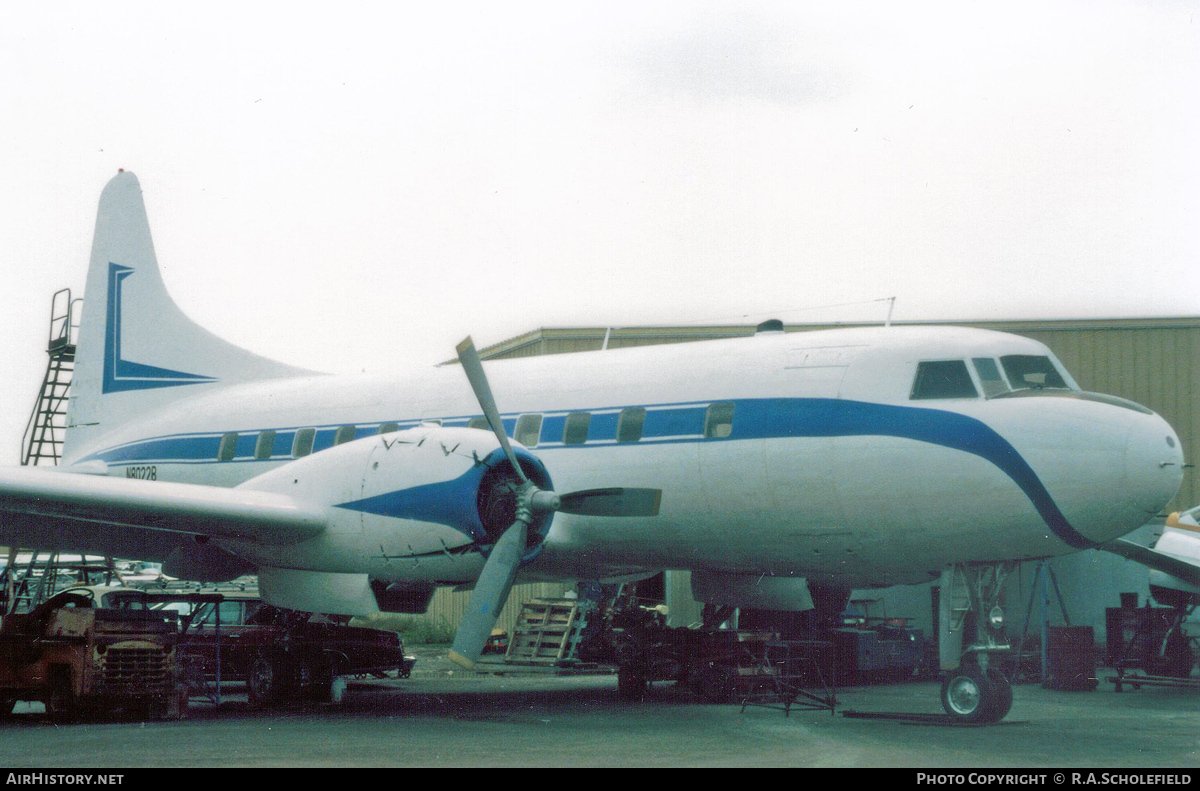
[0,466,326,547]
[1100,537,1200,589]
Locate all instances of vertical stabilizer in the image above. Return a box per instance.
[64,171,313,459]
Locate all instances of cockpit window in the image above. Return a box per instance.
[911,360,979,400]
[1000,355,1067,390]
[972,358,1010,398]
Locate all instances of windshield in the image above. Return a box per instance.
[999,355,1068,390]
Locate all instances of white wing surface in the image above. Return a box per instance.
[0,466,325,548]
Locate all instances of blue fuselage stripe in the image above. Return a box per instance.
[81,397,1094,549]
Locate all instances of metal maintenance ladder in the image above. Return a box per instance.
[20,289,80,467]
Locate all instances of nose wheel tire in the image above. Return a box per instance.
[940,668,1011,724]
[984,668,1013,721]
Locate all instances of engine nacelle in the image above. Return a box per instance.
[233,425,554,599]
[690,570,815,611]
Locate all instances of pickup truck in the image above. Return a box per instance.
[133,585,415,706]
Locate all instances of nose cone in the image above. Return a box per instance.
[1124,413,1184,516]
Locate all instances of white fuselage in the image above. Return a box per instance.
[62,325,1185,589]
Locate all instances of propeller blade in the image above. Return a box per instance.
[447,519,528,669]
[456,336,527,484]
[558,487,662,517]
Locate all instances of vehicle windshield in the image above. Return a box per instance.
[999,355,1068,391]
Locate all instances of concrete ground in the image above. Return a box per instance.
[0,646,1197,768]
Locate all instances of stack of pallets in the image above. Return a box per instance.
[504,599,587,666]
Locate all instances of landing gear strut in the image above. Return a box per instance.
[938,562,1016,724]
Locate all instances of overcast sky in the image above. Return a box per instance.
[1,1,1197,461]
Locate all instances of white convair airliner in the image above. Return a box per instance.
[0,171,1185,722]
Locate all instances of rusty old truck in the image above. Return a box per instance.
[0,588,185,721]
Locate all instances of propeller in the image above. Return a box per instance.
[455,337,528,484]
[446,337,661,670]
[559,487,662,517]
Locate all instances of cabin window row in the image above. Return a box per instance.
[500,402,735,448]
[213,402,737,460]
[216,423,365,461]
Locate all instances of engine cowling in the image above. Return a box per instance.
[239,425,554,562]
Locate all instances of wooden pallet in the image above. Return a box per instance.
[504,598,586,666]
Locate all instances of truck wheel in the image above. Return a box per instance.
[696,666,735,704]
[133,697,169,722]
[170,684,190,720]
[248,654,286,708]
[46,670,77,723]
[617,666,648,701]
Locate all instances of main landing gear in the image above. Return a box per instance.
[937,562,1016,724]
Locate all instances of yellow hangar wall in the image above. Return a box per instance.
[414,318,1200,639]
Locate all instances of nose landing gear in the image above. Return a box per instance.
[940,666,1013,723]
[938,562,1016,724]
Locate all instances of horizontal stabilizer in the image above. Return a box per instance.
[0,466,326,546]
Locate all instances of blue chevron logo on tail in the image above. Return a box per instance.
[102,263,218,393]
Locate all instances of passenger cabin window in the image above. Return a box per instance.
[467,417,490,430]
[254,430,276,460]
[704,402,735,438]
[378,423,399,435]
[1000,355,1067,390]
[217,432,239,462]
[292,428,316,458]
[515,414,543,447]
[563,412,591,445]
[910,360,979,400]
[617,408,647,443]
[333,425,356,446]
[972,358,1010,398]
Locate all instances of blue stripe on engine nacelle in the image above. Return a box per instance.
[332,447,553,547]
[335,466,489,542]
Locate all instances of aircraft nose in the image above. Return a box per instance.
[1124,411,1184,517]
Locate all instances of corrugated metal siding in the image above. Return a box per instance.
[1006,325,1199,510]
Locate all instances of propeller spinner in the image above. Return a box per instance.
[446,337,662,669]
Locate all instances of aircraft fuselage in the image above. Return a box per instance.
[61,323,1185,589]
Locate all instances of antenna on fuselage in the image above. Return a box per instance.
[885,296,896,328]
